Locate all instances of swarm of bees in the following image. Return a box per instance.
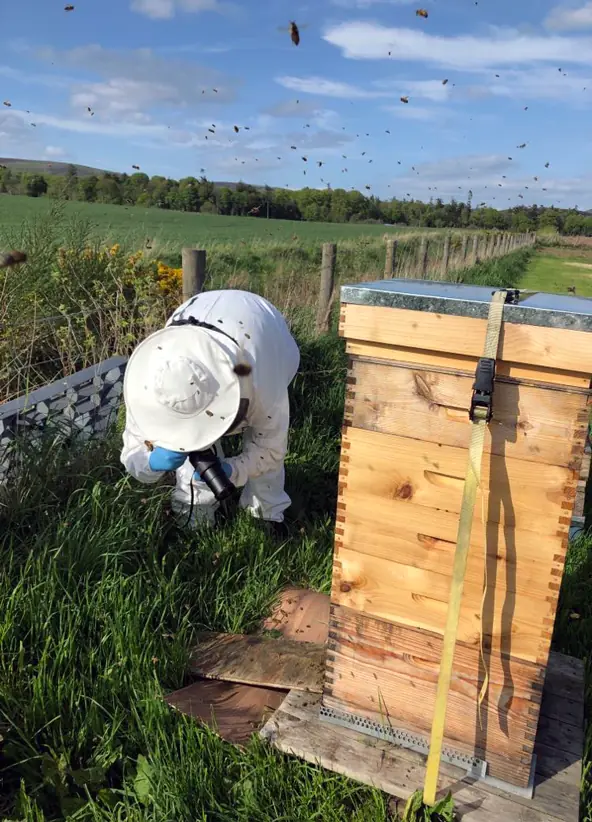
[416,9,429,18]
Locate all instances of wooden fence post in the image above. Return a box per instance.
[419,237,429,278]
[182,248,206,301]
[441,234,451,280]
[316,242,336,335]
[471,234,479,265]
[384,238,397,279]
[461,234,469,266]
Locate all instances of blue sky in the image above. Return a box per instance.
[2,0,592,206]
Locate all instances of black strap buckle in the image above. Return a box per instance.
[469,357,496,422]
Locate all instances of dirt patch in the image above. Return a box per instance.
[563,261,592,270]
[542,247,592,260]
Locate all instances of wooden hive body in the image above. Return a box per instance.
[323,281,592,790]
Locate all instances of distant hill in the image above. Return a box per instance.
[0,159,254,189]
[0,158,110,178]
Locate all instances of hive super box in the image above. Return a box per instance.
[322,280,592,789]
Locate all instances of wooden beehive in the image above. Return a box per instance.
[323,280,592,790]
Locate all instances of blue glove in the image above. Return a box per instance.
[149,446,187,472]
[193,462,233,482]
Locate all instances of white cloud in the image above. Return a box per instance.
[389,154,590,207]
[130,0,232,20]
[6,107,196,143]
[264,98,323,118]
[35,44,238,106]
[384,104,441,121]
[276,75,370,99]
[483,66,592,103]
[330,0,414,6]
[44,145,67,158]
[275,74,451,103]
[376,78,450,102]
[0,112,43,157]
[323,22,592,69]
[545,2,592,31]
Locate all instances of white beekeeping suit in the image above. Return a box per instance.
[121,290,300,524]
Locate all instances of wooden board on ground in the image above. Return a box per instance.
[189,633,325,692]
[261,587,330,643]
[165,587,329,744]
[166,680,286,746]
[261,651,584,822]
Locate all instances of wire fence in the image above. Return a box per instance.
[1,230,536,405]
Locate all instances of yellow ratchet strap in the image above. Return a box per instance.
[423,289,507,806]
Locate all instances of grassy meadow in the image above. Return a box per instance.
[0,194,420,247]
[523,246,592,298]
[0,203,590,820]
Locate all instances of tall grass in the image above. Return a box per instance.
[0,206,532,402]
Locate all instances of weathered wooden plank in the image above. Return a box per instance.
[166,680,286,745]
[340,427,576,534]
[345,340,591,389]
[261,690,579,822]
[340,303,592,374]
[347,358,588,469]
[262,587,331,644]
[543,654,586,701]
[189,633,325,692]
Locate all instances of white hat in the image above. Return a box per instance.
[123,324,242,452]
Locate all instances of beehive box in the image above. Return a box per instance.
[323,280,592,790]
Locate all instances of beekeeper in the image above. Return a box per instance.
[121,289,300,526]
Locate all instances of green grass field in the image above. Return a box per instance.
[523,247,592,298]
[0,194,416,247]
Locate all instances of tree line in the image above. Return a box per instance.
[1,163,591,235]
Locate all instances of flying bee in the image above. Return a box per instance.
[278,21,308,46]
[132,164,140,170]
[400,96,409,104]
[3,101,11,107]
[442,79,449,85]
[416,9,428,18]
[64,3,74,9]
[233,125,239,133]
